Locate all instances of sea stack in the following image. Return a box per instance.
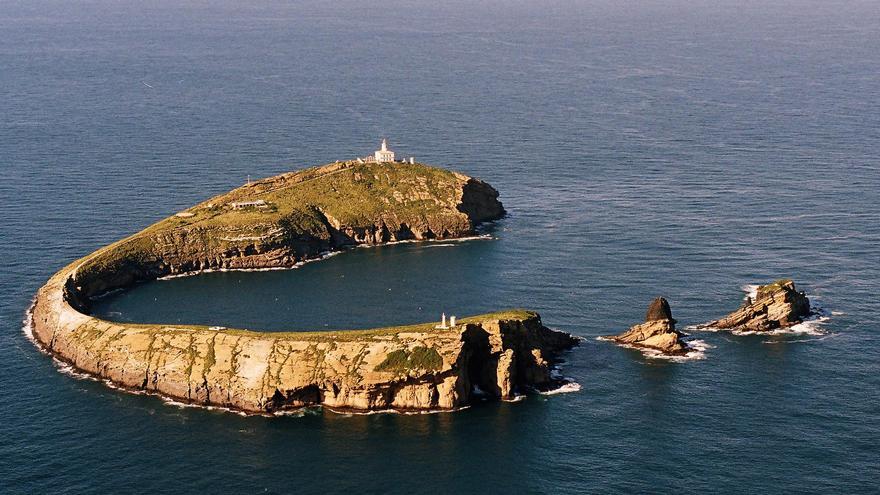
[610,297,689,354]
[701,279,811,332]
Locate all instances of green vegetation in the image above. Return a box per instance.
[375,346,443,372]
[62,161,469,292]
[51,159,523,342]
[757,279,794,297]
[109,309,536,343]
[149,161,465,232]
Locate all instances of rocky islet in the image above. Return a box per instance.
[609,297,691,355]
[700,279,813,333]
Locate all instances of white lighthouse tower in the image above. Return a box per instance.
[374,138,395,163]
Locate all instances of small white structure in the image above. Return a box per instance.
[435,312,448,329]
[230,199,268,210]
[409,157,415,164]
[374,138,395,163]
[450,316,456,327]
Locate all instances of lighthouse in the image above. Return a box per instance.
[374,138,395,163]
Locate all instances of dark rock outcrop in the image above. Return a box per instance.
[645,297,675,322]
[610,297,688,354]
[700,279,811,332]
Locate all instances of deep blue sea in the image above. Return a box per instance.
[2,1,879,493]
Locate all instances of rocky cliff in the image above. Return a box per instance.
[700,279,811,332]
[30,160,578,413]
[609,297,689,354]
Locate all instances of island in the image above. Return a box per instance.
[607,297,691,355]
[29,156,579,414]
[699,279,812,332]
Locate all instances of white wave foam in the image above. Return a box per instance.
[598,335,711,362]
[742,284,759,301]
[707,313,831,337]
[273,407,321,418]
[639,338,710,362]
[355,234,493,249]
[161,398,250,416]
[537,381,582,395]
[54,358,101,381]
[692,284,832,338]
[21,300,37,344]
[534,359,583,395]
[324,405,471,416]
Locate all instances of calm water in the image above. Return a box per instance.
[2,0,879,493]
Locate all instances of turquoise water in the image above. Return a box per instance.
[2,1,879,493]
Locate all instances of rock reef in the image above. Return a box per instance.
[700,279,811,332]
[30,160,577,414]
[610,297,689,354]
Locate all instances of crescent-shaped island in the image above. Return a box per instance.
[30,158,579,414]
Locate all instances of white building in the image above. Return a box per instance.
[374,138,395,163]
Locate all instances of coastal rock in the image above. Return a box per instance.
[701,279,811,332]
[610,297,688,354]
[30,160,578,414]
[645,297,675,322]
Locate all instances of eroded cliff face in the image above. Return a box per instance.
[30,161,577,413]
[32,293,575,413]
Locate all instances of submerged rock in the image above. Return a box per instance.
[700,279,811,332]
[610,297,689,355]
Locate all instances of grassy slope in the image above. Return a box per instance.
[102,309,537,341]
[72,161,467,283]
[60,161,528,339]
[170,161,465,231]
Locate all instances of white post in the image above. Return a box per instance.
[441,313,447,328]
[450,316,456,327]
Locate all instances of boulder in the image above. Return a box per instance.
[610,297,688,354]
[701,279,811,332]
[645,297,675,322]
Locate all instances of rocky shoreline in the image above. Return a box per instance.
[30,161,579,415]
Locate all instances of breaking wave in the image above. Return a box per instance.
[742,284,759,301]
[690,284,831,338]
[536,363,582,394]
[356,234,493,248]
[537,382,582,395]
[597,335,711,362]
[324,405,471,416]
